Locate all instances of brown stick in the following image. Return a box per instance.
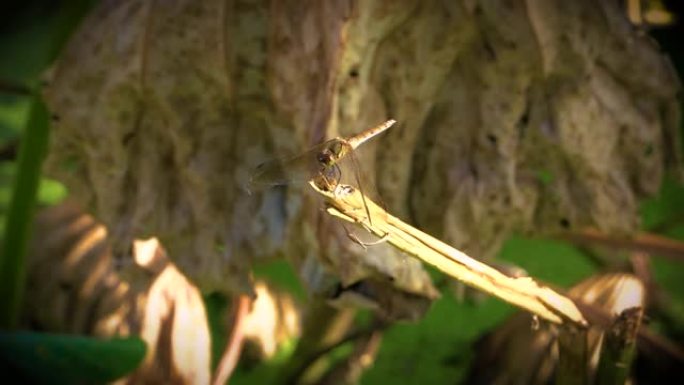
[556,326,589,385]
[595,307,643,385]
[561,229,684,263]
[283,322,387,385]
[212,294,251,385]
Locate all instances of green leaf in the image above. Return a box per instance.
[0,0,97,330]
[37,178,68,206]
[498,236,597,287]
[0,332,146,385]
[0,98,50,328]
[361,293,513,385]
[640,175,684,230]
[204,291,230,371]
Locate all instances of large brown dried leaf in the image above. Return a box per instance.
[43,0,680,310]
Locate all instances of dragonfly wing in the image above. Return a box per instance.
[347,150,373,224]
[247,141,331,192]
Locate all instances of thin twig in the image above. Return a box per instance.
[317,328,384,385]
[284,322,388,385]
[556,326,589,385]
[212,294,251,385]
[595,307,643,385]
[278,303,357,385]
[561,229,684,263]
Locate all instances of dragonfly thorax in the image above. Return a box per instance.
[317,140,348,166]
[313,144,345,192]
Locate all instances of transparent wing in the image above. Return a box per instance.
[247,140,333,192]
[335,153,392,247]
[248,120,395,194]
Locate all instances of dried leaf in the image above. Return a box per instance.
[43,0,680,311]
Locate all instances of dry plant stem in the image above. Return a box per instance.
[285,322,387,385]
[317,329,384,385]
[630,253,684,333]
[576,248,684,339]
[541,274,684,366]
[573,299,684,365]
[311,182,587,327]
[595,307,643,385]
[280,302,357,385]
[574,249,684,351]
[212,294,251,385]
[556,326,589,385]
[630,253,684,335]
[577,248,684,336]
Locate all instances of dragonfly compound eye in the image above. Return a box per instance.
[329,141,343,156]
[317,151,334,166]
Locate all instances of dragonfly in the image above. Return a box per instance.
[248,119,396,225]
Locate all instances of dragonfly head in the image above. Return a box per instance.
[318,139,344,165]
[317,150,335,167]
[317,140,347,167]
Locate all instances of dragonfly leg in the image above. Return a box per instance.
[319,164,342,191]
[345,232,368,250]
[359,233,390,247]
[342,223,389,249]
[331,164,342,188]
[318,164,342,191]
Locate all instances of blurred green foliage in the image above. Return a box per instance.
[0,99,50,327]
[0,0,93,235]
[0,332,146,385]
[0,2,148,384]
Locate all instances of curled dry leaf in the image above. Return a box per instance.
[24,203,211,385]
[241,281,302,361]
[465,273,647,385]
[43,0,681,313]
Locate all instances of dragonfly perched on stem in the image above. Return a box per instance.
[248,119,396,225]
